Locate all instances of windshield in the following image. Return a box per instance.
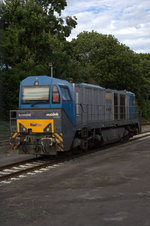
[21,86,50,104]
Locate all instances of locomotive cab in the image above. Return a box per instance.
[10,76,76,155]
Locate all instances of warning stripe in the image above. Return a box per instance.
[12,132,18,138]
[54,133,64,152]
[55,138,60,144]
[56,143,64,152]
[55,133,63,142]
[55,138,64,147]
[11,133,19,150]
[13,143,19,150]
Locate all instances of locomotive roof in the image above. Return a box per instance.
[72,82,104,90]
[21,76,135,96]
[106,88,135,95]
[21,75,71,86]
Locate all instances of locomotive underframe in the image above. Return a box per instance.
[73,119,140,151]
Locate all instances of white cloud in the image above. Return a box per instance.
[63,0,150,53]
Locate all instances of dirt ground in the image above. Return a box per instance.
[0,130,150,226]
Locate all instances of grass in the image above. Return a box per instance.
[0,121,10,137]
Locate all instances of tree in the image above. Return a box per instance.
[0,0,77,71]
[69,31,142,91]
[0,0,77,119]
[136,53,150,119]
[69,31,150,119]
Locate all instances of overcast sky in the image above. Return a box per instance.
[63,0,150,53]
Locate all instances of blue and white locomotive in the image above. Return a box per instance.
[10,76,141,155]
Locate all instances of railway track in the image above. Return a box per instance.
[0,138,9,146]
[0,156,57,182]
[0,131,150,185]
[0,154,73,184]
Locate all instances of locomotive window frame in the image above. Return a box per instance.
[21,85,50,105]
[52,85,60,104]
[60,86,72,102]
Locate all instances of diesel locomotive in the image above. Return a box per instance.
[10,76,141,155]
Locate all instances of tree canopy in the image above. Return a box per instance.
[68,31,150,119]
[0,1,150,120]
[0,0,77,118]
[0,0,77,71]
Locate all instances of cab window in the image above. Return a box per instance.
[22,86,50,104]
[60,86,72,101]
[52,85,60,104]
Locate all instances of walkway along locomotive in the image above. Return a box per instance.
[10,76,141,155]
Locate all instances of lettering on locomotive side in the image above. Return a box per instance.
[46,113,59,117]
[30,123,42,127]
[19,113,31,117]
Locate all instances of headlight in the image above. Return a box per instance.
[44,123,52,133]
[19,123,27,132]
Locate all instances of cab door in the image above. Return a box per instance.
[129,93,136,119]
[60,86,76,125]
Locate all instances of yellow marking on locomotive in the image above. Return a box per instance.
[55,138,64,147]
[12,132,18,138]
[17,119,54,133]
[54,133,64,152]
[56,144,64,152]
[13,144,19,150]
[55,138,60,144]
[60,143,64,148]
[54,133,63,141]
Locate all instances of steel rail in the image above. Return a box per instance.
[0,157,43,171]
